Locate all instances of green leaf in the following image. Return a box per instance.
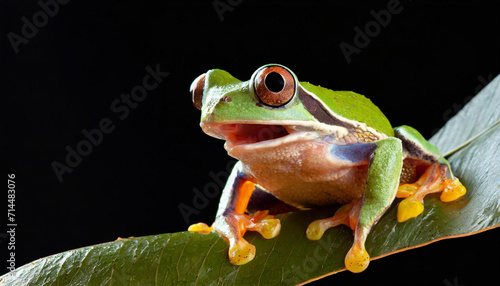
[430,74,500,155]
[2,76,499,285]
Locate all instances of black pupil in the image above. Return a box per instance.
[265,72,285,93]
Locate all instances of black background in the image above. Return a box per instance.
[1,1,500,285]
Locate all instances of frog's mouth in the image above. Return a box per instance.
[202,122,318,153]
[216,124,290,146]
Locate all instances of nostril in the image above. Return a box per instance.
[190,73,206,110]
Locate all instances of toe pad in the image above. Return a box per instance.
[441,179,466,202]
[345,245,370,273]
[188,223,213,234]
[397,198,424,222]
[229,240,256,265]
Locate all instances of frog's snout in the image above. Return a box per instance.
[190,73,206,110]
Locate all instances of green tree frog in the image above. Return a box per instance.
[188,64,466,273]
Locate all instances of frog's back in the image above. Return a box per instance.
[299,82,394,137]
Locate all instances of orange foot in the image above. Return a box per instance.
[397,163,466,222]
[189,210,281,265]
[189,181,281,265]
[306,199,370,273]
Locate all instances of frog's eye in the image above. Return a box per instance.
[253,65,295,107]
[190,73,206,110]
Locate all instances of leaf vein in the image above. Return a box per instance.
[67,248,92,285]
[194,235,217,286]
[175,235,191,285]
[156,237,171,286]
[257,232,279,285]
[280,218,305,284]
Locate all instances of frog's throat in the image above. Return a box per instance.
[201,120,349,154]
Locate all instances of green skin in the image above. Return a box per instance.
[194,64,452,269]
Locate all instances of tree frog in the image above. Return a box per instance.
[188,64,466,273]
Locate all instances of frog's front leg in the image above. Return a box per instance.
[307,138,403,273]
[189,161,280,265]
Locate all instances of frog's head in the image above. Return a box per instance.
[190,64,330,155]
[190,64,391,155]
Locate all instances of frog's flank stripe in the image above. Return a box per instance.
[297,86,352,128]
[399,138,439,162]
[393,126,440,162]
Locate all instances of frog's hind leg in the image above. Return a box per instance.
[396,162,466,222]
[394,125,466,222]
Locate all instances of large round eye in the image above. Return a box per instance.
[190,73,206,110]
[253,65,295,107]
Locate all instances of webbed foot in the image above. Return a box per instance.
[306,200,370,273]
[189,210,281,265]
[397,163,466,222]
[306,200,360,240]
[218,209,281,265]
[189,180,281,266]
